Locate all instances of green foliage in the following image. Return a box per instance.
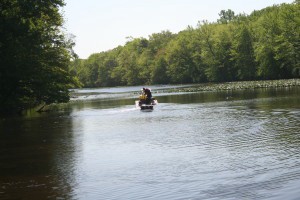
[253,3,300,79]
[166,29,205,83]
[274,3,300,77]
[151,57,169,84]
[0,0,79,113]
[218,9,236,24]
[231,23,256,80]
[70,2,299,88]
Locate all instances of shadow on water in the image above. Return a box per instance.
[0,114,79,199]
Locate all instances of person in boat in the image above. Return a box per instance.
[143,87,152,104]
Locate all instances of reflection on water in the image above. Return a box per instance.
[0,86,300,199]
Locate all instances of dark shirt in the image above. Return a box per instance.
[144,88,152,98]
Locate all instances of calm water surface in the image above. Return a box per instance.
[1,86,300,200]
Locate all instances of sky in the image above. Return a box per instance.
[63,0,295,59]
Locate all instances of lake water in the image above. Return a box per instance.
[1,86,300,200]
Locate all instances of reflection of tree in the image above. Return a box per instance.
[0,114,78,199]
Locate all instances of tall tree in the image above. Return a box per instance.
[148,30,174,84]
[273,3,300,78]
[0,0,78,113]
[218,9,236,24]
[231,23,256,80]
[254,6,283,79]
[165,28,205,83]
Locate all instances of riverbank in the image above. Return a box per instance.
[154,79,300,94]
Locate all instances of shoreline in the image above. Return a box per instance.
[154,79,300,94]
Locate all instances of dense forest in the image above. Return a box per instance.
[69,1,300,87]
[0,0,79,113]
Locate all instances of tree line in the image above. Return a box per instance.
[69,1,299,87]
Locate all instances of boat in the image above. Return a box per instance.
[135,93,158,111]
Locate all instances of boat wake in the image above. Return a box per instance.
[105,107,138,115]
